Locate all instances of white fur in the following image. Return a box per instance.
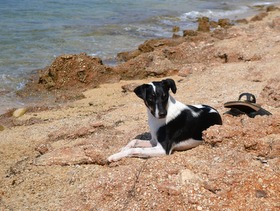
[170,139,202,154]
[147,109,165,142]
[193,104,217,113]
[107,142,165,162]
[166,96,188,123]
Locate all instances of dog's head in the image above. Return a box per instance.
[134,78,177,119]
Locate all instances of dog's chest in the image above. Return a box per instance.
[148,98,188,141]
[148,111,165,141]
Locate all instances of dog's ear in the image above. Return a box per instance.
[134,84,150,100]
[163,78,177,94]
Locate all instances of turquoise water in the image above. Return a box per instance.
[0,0,279,112]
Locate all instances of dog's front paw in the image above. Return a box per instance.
[107,152,124,162]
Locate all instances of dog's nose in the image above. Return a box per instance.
[158,110,167,118]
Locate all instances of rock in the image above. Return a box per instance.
[34,146,106,166]
[236,19,249,24]
[251,12,268,21]
[209,20,218,28]
[255,189,268,198]
[183,30,198,37]
[0,124,4,131]
[180,169,201,185]
[34,147,90,166]
[203,115,280,148]
[261,78,280,107]
[35,143,53,155]
[172,26,180,33]
[271,17,280,30]
[37,53,119,90]
[197,17,210,32]
[218,18,233,28]
[117,50,141,62]
[203,182,221,194]
[266,5,279,12]
[121,83,138,93]
[13,108,28,118]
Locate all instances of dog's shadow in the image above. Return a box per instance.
[134,132,151,140]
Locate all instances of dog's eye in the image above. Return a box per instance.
[147,97,154,103]
[148,94,155,102]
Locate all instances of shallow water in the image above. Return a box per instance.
[0,0,279,114]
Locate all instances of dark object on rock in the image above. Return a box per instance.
[255,189,268,198]
[224,93,272,118]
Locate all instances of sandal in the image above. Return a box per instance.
[224,93,272,118]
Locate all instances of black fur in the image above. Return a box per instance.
[157,105,222,154]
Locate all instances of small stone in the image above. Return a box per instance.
[35,143,53,155]
[13,108,28,118]
[255,189,268,198]
[180,169,200,185]
[197,206,203,210]
[121,83,138,93]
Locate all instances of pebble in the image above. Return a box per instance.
[13,108,27,118]
[197,206,203,210]
[255,189,267,198]
[180,169,200,185]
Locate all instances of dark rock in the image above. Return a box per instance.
[251,12,268,21]
[218,18,233,28]
[255,189,268,198]
[117,50,141,62]
[210,21,218,28]
[183,30,198,37]
[266,5,279,12]
[236,19,249,24]
[172,26,180,33]
[197,17,210,32]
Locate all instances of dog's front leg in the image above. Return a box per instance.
[108,144,166,162]
[121,139,153,151]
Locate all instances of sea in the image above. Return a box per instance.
[0,0,279,114]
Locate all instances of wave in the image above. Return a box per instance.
[181,6,250,21]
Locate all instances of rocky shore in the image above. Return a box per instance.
[1,6,280,210]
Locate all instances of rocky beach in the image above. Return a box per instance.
[1,6,280,210]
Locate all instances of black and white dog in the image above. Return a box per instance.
[108,78,222,162]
